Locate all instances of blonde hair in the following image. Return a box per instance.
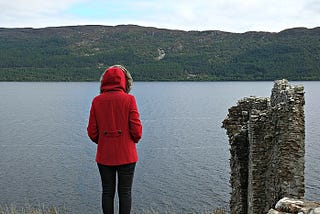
[100,65,133,93]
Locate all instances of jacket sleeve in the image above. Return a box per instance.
[87,101,99,144]
[129,96,142,143]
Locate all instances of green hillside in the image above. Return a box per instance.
[0,25,319,81]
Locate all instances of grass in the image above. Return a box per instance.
[0,204,65,214]
[132,207,227,214]
[0,205,226,214]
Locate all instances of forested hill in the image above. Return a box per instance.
[1,25,320,81]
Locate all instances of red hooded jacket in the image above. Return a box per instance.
[87,66,142,165]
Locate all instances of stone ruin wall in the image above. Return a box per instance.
[222,79,305,214]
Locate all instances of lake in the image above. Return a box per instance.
[0,81,319,213]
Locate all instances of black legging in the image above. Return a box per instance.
[97,163,136,214]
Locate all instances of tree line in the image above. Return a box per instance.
[0,25,319,81]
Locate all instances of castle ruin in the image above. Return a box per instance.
[222,79,305,214]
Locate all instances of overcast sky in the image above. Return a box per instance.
[1,0,319,33]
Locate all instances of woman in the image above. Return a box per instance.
[87,65,142,214]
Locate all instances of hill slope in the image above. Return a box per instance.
[0,25,319,81]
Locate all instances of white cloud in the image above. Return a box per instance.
[115,0,320,32]
[0,0,84,15]
[0,0,319,32]
[0,0,88,27]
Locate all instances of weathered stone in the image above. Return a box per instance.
[267,208,291,214]
[268,197,320,214]
[222,79,305,214]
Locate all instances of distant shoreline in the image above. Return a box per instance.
[1,26,320,82]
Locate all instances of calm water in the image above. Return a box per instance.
[0,81,319,213]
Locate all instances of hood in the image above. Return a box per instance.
[100,65,133,93]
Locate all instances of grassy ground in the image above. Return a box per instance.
[0,205,64,214]
[0,205,226,214]
[132,208,227,214]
